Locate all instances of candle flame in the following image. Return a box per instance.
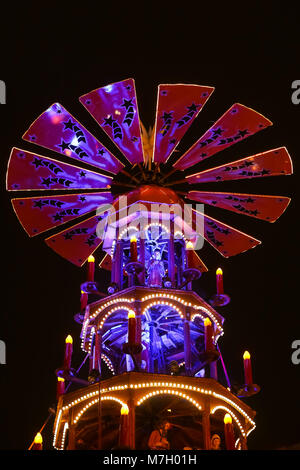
[57,377,65,382]
[243,350,251,360]
[128,310,136,319]
[34,433,43,444]
[216,267,223,276]
[130,235,137,243]
[120,404,129,415]
[224,413,232,425]
[204,317,212,327]
[65,335,73,344]
[88,255,95,263]
[185,241,194,250]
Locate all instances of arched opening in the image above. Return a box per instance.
[210,408,242,450]
[135,394,203,450]
[142,304,204,375]
[73,399,122,450]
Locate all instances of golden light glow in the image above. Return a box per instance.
[56,380,256,442]
[34,432,43,444]
[88,255,95,263]
[204,317,212,327]
[130,235,137,243]
[243,351,251,360]
[185,241,194,250]
[120,405,129,415]
[224,413,232,425]
[57,377,65,382]
[128,310,136,319]
[65,335,73,344]
[216,267,223,276]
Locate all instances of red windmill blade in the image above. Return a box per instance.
[174,103,272,171]
[79,78,145,165]
[22,103,124,174]
[152,83,214,164]
[186,191,291,222]
[191,209,261,257]
[186,147,292,184]
[6,148,112,191]
[45,214,106,266]
[6,80,293,267]
[11,192,113,237]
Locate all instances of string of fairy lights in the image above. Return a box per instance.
[53,378,256,449]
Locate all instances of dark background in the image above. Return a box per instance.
[0,2,299,451]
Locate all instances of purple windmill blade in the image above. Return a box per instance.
[45,214,105,266]
[11,192,114,237]
[187,191,291,222]
[186,147,293,184]
[6,148,112,191]
[79,78,144,165]
[22,103,124,174]
[192,209,261,257]
[174,103,273,170]
[152,84,214,164]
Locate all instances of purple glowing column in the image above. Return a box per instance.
[184,314,192,373]
[168,219,175,286]
[95,329,102,375]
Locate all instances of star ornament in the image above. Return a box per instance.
[6,78,293,268]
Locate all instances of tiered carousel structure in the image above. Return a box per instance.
[6,79,293,450]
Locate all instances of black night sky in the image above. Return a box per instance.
[0,2,299,455]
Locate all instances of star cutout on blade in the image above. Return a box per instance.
[31,157,44,169]
[33,200,44,209]
[53,213,64,222]
[162,112,173,121]
[237,129,249,138]
[121,98,134,109]
[187,103,200,113]
[41,177,52,187]
[58,140,71,152]
[212,127,223,136]
[63,119,75,131]
[103,115,115,127]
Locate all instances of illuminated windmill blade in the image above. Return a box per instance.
[79,78,145,165]
[174,103,272,171]
[11,192,114,237]
[22,103,124,174]
[188,250,208,272]
[152,84,215,164]
[186,147,293,184]
[187,191,291,222]
[99,253,112,271]
[6,148,112,191]
[192,209,261,257]
[45,213,106,266]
